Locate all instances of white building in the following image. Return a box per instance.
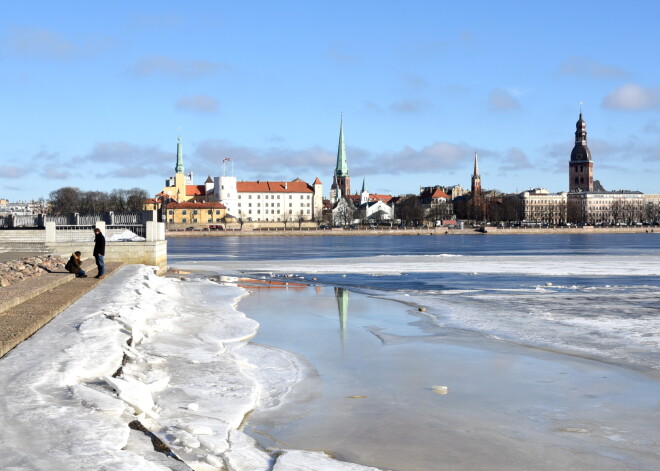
[567,191,645,224]
[218,178,324,222]
[520,189,568,224]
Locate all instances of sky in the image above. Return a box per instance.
[2,0,660,202]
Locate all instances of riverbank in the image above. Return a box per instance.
[166,226,656,237]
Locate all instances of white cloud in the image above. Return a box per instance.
[558,57,630,79]
[0,165,32,179]
[175,94,219,113]
[498,147,533,172]
[41,167,70,179]
[130,56,229,80]
[602,84,660,110]
[389,99,430,114]
[488,88,521,111]
[5,27,113,60]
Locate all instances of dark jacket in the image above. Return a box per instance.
[93,232,106,256]
[65,254,82,274]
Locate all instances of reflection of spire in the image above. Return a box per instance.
[334,287,349,347]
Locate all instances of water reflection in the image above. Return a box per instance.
[334,287,349,347]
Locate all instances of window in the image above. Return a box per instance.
[182,210,187,215]
[216,210,220,214]
[193,210,198,215]
[289,203,292,207]
[168,210,173,215]
[208,218,212,222]
[168,218,173,223]
[182,218,187,223]
[277,195,280,199]
[216,218,221,222]
[249,195,252,199]
[193,218,198,223]
[208,209,212,214]
[289,195,292,199]
[239,195,242,199]
[257,195,260,199]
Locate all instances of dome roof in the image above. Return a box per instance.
[570,143,591,161]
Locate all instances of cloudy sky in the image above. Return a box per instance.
[2,0,659,202]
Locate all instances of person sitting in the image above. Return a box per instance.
[65,251,87,278]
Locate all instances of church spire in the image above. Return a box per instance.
[361,177,367,193]
[473,151,480,177]
[175,136,184,174]
[335,115,348,177]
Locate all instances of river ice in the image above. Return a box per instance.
[0,265,383,471]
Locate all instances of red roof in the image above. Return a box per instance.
[431,189,450,199]
[167,202,226,209]
[313,177,322,184]
[237,181,313,193]
[370,194,394,204]
[186,185,206,196]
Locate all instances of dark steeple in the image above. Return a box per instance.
[569,112,594,192]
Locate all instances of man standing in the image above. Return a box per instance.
[93,228,106,279]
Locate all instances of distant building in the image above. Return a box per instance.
[569,112,594,192]
[330,116,350,204]
[520,189,567,224]
[161,138,206,203]
[166,201,227,227]
[231,178,323,222]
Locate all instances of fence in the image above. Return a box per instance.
[0,211,155,229]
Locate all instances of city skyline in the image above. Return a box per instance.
[2,1,660,202]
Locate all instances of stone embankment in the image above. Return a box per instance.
[0,256,124,358]
[0,255,67,288]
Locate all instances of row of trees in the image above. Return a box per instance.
[48,187,149,215]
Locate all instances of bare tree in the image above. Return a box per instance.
[48,187,81,215]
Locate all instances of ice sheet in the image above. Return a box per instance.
[186,253,660,276]
[0,265,380,470]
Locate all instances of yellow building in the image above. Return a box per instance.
[161,137,208,203]
[166,202,227,228]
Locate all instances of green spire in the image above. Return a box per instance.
[361,177,367,193]
[175,137,184,174]
[335,115,348,177]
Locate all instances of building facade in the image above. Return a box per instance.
[520,189,567,224]
[233,179,323,222]
[166,202,227,226]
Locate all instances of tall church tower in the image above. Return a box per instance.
[569,112,593,192]
[173,137,187,202]
[330,116,350,203]
[471,151,481,197]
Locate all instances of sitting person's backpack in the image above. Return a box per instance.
[65,258,76,273]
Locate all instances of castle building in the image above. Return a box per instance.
[330,116,350,203]
[231,178,323,222]
[161,138,205,203]
[569,112,594,192]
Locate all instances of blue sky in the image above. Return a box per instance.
[2,0,659,202]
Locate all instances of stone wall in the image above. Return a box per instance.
[45,240,168,275]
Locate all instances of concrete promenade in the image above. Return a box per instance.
[0,258,124,358]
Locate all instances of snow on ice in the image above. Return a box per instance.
[0,265,384,471]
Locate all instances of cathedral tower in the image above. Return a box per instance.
[330,116,350,203]
[471,151,481,197]
[569,112,593,192]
